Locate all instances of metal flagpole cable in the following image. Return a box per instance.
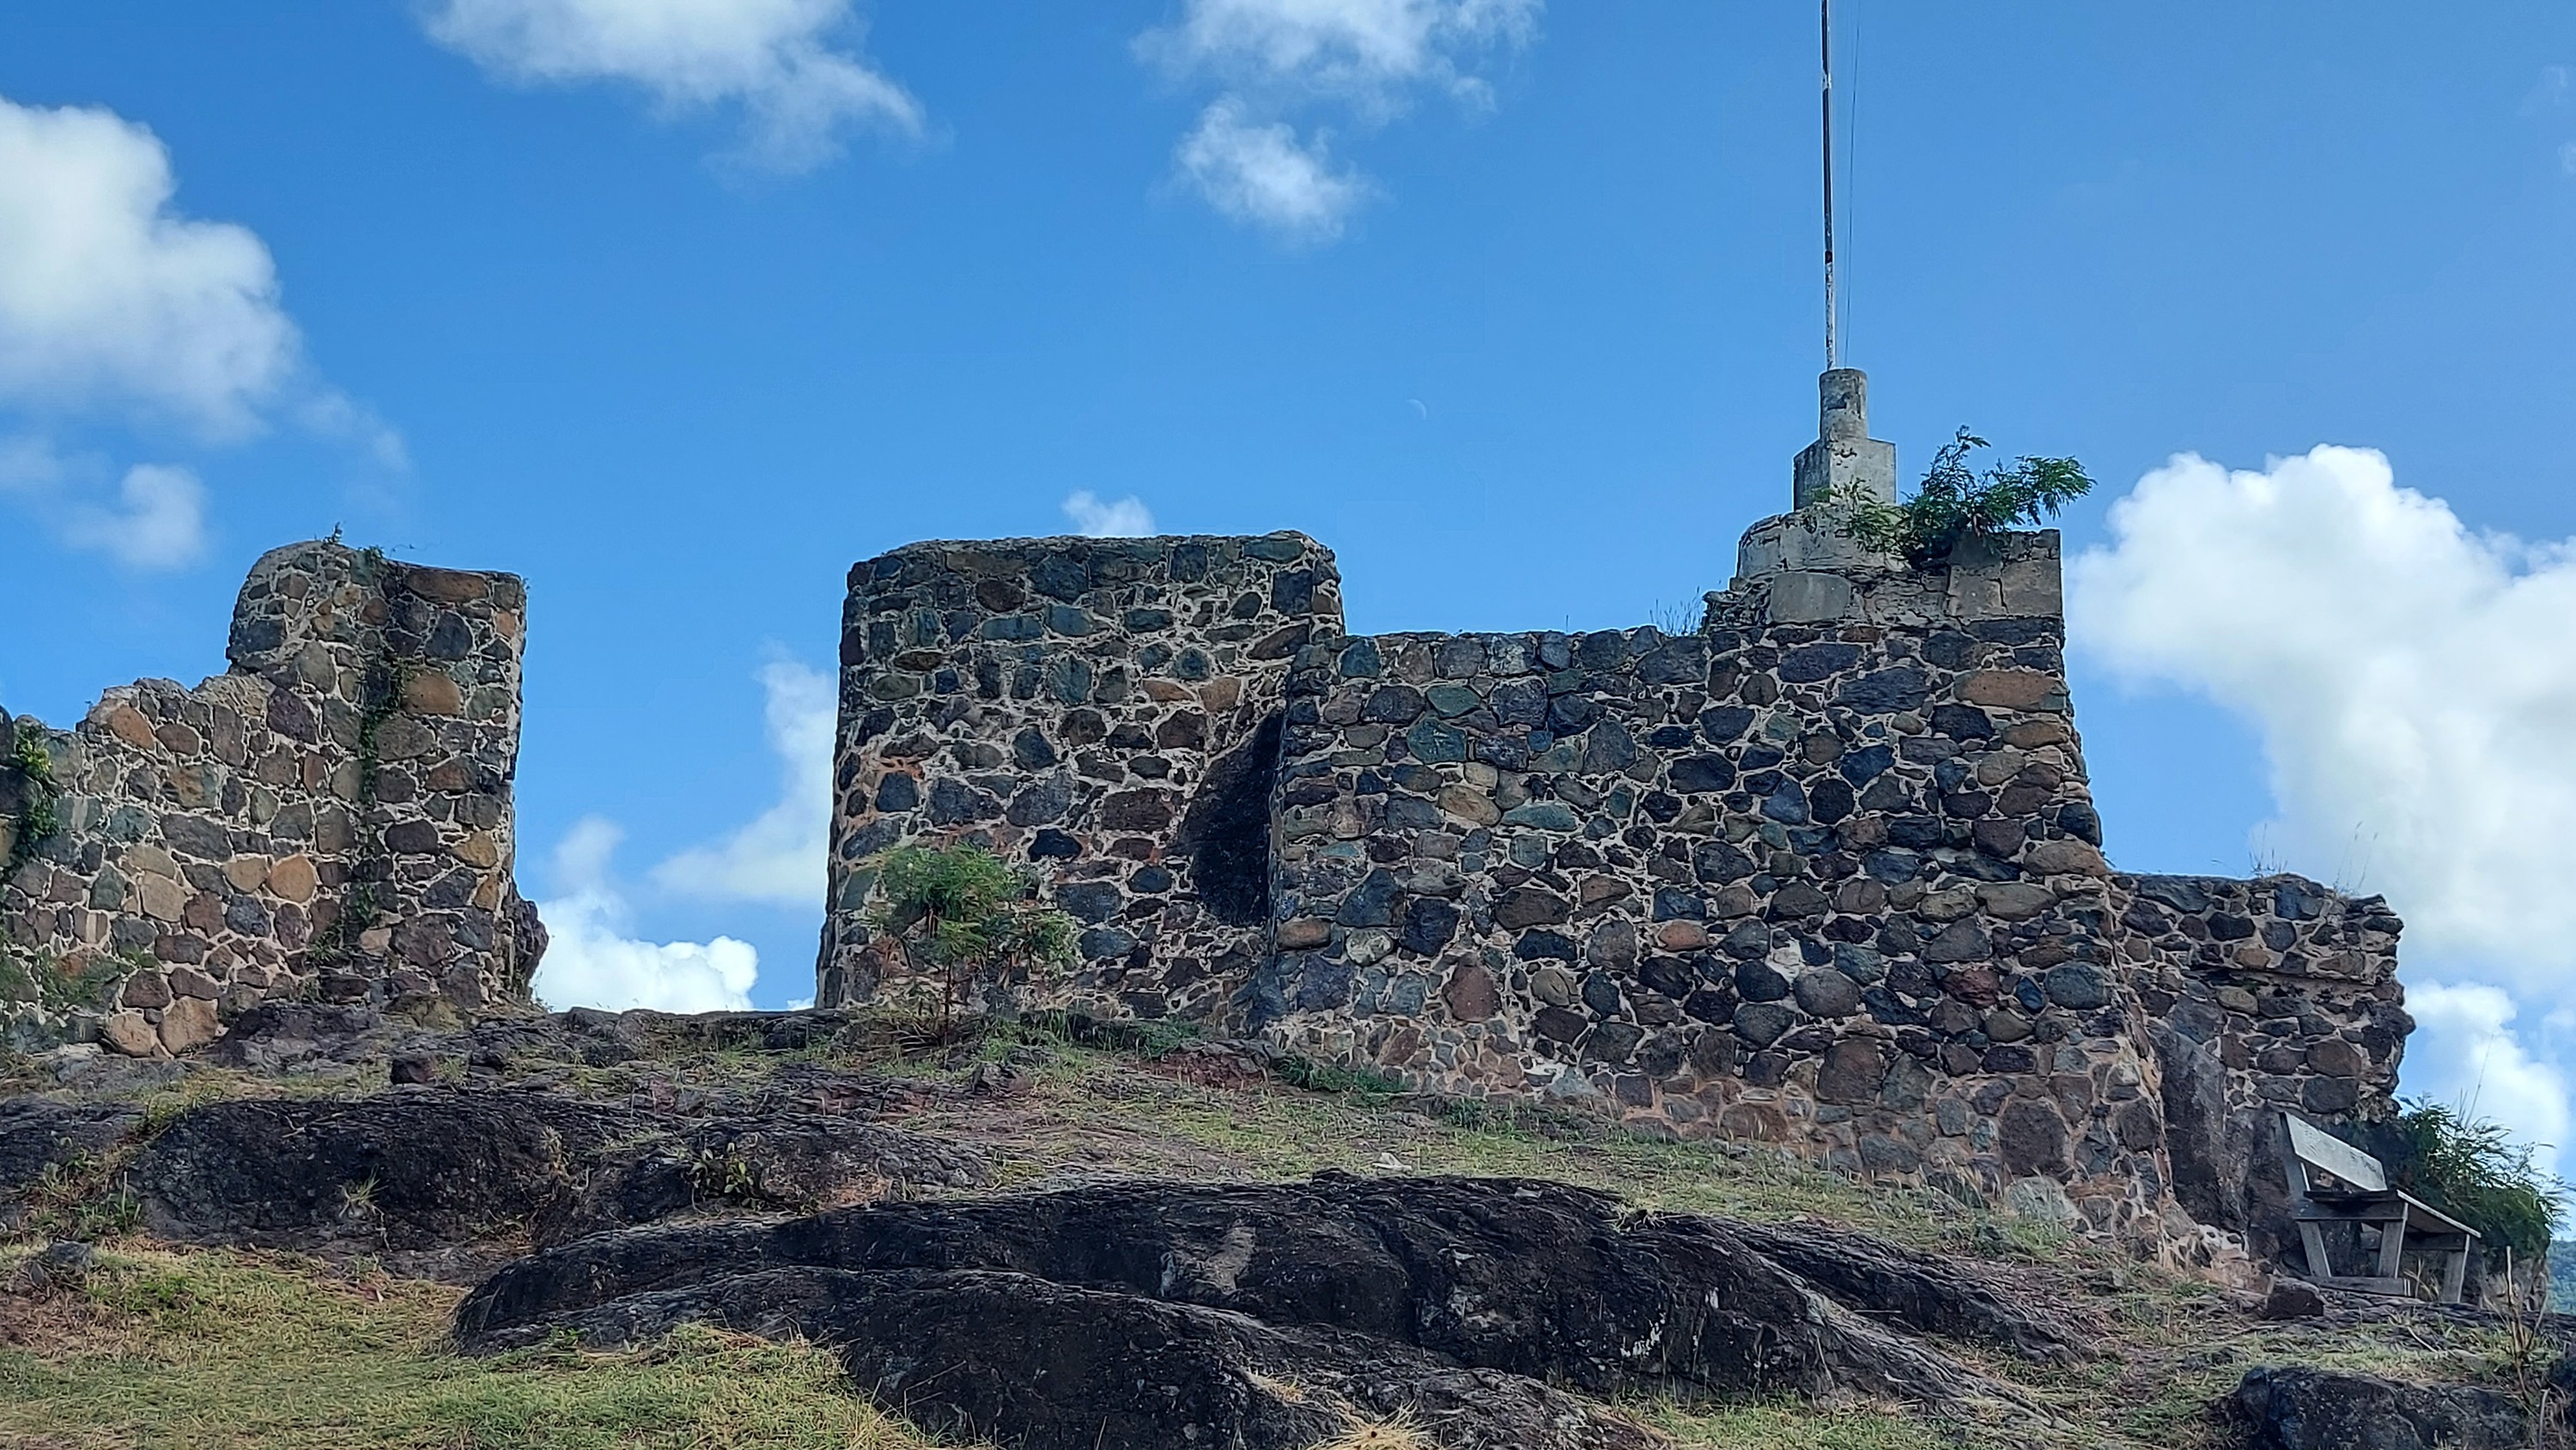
[1821,0,1837,370]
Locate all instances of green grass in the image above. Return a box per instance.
[5,1017,2541,1450]
[0,1246,968,1450]
[964,1043,2018,1254]
[1647,1400,1968,1449]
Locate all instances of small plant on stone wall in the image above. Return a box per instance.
[1838,427,2094,567]
[3,719,64,883]
[863,843,1076,1035]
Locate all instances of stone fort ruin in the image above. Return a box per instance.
[2,372,2412,1259]
[817,371,2411,1253]
[1,542,543,1057]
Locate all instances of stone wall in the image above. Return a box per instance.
[817,533,1341,1020]
[814,372,2417,1250]
[1253,548,2172,1235]
[2122,872,2408,1259]
[0,541,541,1055]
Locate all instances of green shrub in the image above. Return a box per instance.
[1840,427,2093,567]
[3,719,64,883]
[864,843,1076,1032]
[2357,1100,2564,1262]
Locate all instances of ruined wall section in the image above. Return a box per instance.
[2122,873,2408,1258]
[0,541,538,1055]
[817,533,1342,1021]
[1260,579,2178,1235]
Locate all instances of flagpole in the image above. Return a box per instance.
[1821,0,1837,370]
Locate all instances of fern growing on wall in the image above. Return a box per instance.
[1841,427,2094,567]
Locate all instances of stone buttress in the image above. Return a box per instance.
[1,541,542,1055]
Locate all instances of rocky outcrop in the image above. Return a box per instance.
[0,1098,139,1197]
[2225,1366,2531,1450]
[459,1174,2065,1449]
[122,1089,985,1272]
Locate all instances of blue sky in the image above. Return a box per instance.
[5,3,2575,1156]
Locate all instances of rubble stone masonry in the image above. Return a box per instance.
[1,541,541,1055]
[818,375,2411,1247]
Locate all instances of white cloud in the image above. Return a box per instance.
[0,94,297,434]
[533,816,760,1012]
[1138,0,1539,239]
[1140,0,1539,111]
[62,464,207,571]
[2402,982,2570,1177]
[1175,102,1368,240]
[651,658,835,907]
[2069,444,2576,1154]
[2,440,206,573]
[1061,489,1158,538]
[0,433,62,494]
[422,0,922,173]
[2523,64,2571,117]
[296,391,411,472]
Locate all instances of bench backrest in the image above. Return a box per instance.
[2283,1113,2389,1193]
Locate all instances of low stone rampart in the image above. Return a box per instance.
[1,541,540,1054]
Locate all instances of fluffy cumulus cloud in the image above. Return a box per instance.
[1174,100,1369,239]
[0,94,296,434]
[652,658,836,907]
[422,0,922,173]
[61,464,208,570]
[1061,489,1157,537]
[1138,0,1540,240]
[533,817,760,1012]
[0,438,207,573]
[2069,445,2576,1153]
[0,92,398,566]
[2403,983,2572,1178]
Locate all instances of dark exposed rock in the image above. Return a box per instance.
[458,1174,2038,1450]
[1728,1219,2078,1363]
[121,1090,984,1273]
[0,1098,142,1196]
[2257,1279,2325,1320]
[2225,1366,2528,1450]
[5,1240,96,1295]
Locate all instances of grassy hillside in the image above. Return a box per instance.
[0,1022,2540,1449]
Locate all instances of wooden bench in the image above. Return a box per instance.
[2281,1112,2478,1304]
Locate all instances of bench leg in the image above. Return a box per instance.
[2372,1208,2408,1280]
[2298,1220,2336,1280]
[2439,1246,2469,1306]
